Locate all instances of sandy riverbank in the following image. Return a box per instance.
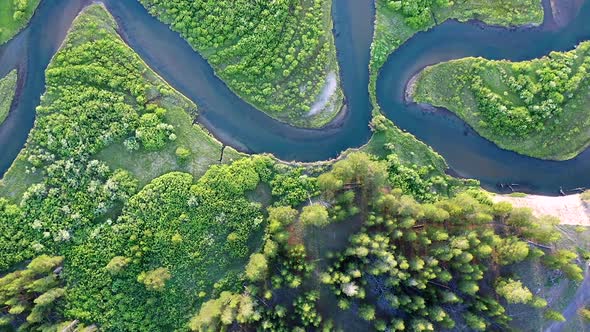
[404,71,420,104]
[493,194,590,226]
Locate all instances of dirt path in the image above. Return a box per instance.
[493,194,590,226]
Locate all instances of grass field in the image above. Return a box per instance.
[96,93,243,187]
[0,69,17,124]
[0,0,40,45]
[363,115,447,173]
[436,0,544,26]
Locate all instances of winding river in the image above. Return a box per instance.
[0,0,589,195]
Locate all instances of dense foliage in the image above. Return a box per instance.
[29,8,177,162]
[0,2,585,332]
[0,255,65,329]
[383,0,453,30]
[0,4,172,267]
[414,42,590,159]
[0,69,17,124]
[0,0,40,44]
[186,152,584,331]
[62,156,272,330]
[270,166,319,207]
[381,0,542,31]
[0,5,267,331]
[0,255,97,331]
[139,0,343,127]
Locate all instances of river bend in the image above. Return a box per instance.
[0,0,589,195]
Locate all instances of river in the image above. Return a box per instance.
[0,0,588,195]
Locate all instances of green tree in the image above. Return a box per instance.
[463,312,487,331]
[496,278,533,304]
[544,310,566,322]
[106,256,131,275]
[359,305,376,321]
[245,253,268,282]
[189,292,255,331]
[0,255,66,330]
[317,172,343,199]
[300,204,329,227]
[579,307,590,321]
[496,237,529,265]
[138,267,172,291]
[175,146,191,162]
[543,249,584,281]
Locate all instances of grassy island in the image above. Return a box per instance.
[0,69,17,124]
[139,0,344,128]
[0,0,40,45]
[413,42,590,160]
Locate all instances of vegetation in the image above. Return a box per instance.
[364,0,544,185]
[0,5,264,330]
[545,309,566,322]
[139,0,344,127]
[363,115,479,201]
[0,69,17,125]
[0,255,78,331]
[414,41,590,159]
[0,0,40,44]
[370,0,543,76]
[368,0,544,148]
[61,157,272,330]
[0,1,586,332]
[300,204,329,227]
[184,151,585,331]
[0,3,240,201]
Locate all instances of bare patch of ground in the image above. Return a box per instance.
[493,194,590,226]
